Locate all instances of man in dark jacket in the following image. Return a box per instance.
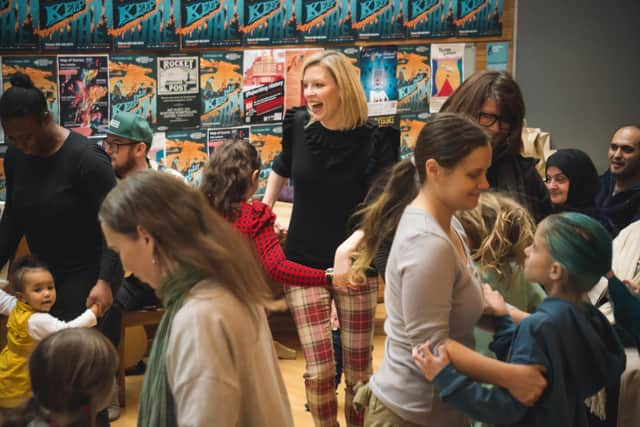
[596,125,640,236]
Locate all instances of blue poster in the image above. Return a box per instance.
[0,0,39,50]
[360,45,398,117]
[180,0,243,47]
[351,0,406,40]
[242,0,301,45]
[397,44,430,114]
[109,54,157,127]
[200,51,243,127]
[404,0,456,38]
[2,56,59,124]
[38,0,112,50]
[297,0,355,43]
[111,0,180,49]
[456,0,503,37]
[486,41,509,71]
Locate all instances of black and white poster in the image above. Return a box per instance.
[157,56,200,130]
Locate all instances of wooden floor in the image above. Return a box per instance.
[112,332,387,427]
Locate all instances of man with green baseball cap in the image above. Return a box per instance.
[101,111,182,420]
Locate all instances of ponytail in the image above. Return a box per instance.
[351,159,419,282]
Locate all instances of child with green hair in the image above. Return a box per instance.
[413,212,626,427]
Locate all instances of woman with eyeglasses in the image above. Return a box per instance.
[0,73,119,425]
[442,70,551,222]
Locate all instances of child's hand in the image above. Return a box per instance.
[412,340,450,381]
[483,284,508,316]
[274,222,288,245]
[90,304,101,317]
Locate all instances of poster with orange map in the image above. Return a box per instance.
[109,54,157,127]
[162,129,208,186]
[397,44,430,114]
[200,51,243,127]
[430,43,463,112]
[400,112,429,159]
[249,123,282,199]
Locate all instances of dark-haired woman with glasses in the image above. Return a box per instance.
[442,70,551,222]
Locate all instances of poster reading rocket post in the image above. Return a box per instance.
[157,56,200,130]
[360,46,398,117]
[430,43,464,113]
[296,0,355,43]
[0,0,39,50]
[109,54,157,127]
[242,49,285,124]
[351,0,406,41]
[38,0,112,50]
[111,0,180,49]
[456,0,503,37]
[2,56,60,124]
[57,55,109,137]
[404,0,457,39]
[180,0,243,48]
[200,51,243,128]
[242,0,300,45]
[397,45,430,114]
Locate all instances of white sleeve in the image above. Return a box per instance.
[27,309,97,341]
[0,288,17,315]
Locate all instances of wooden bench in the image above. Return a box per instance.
[117,308,164,408]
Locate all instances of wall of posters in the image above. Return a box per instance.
[162,129,208,185]
[0,0,39,50]
[456,0,503,37]
[250,123,282,199]
[157,55,200,130]
[297,0,355,43]
[351,0,406,40]
[242,49,285,124]
[57,55,109,137]
[111,0,179,50]
[38,0,112,50]
[200,51,243,128]
[109,54,157,127]
[242,0,301,45]
[405,0,457,38]
[397,44,430,114]
[180,0,243,48]
[2,56,60,124]
[430,43,464,112]
[360,45,398,117]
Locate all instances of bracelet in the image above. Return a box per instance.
[325,268,334,285]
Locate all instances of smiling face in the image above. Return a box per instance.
[1,114,52,156]
[609,126,640,179]
[430,144,492,212]
[545,165,570,206]
[18,269,56,312]
[302,64,342,130]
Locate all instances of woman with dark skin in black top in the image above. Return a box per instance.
[263,51,399,427]
[0,73,120,426]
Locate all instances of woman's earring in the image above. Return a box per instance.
[152,257,157,265]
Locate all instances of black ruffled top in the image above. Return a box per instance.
[271,107,399,269]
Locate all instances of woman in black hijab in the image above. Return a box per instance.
[545,148,607,220]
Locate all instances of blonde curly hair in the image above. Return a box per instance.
[457,192,535,284]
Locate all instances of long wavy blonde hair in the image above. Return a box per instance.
[457,192,535,282]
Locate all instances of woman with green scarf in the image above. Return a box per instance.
[99,169,294,427]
